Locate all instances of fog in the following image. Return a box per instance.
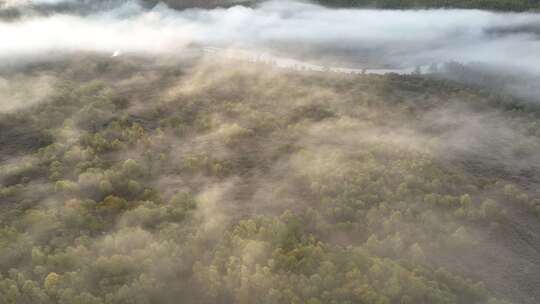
[2,2,540,304]
[2,0,540,73]
[2,57,539,303]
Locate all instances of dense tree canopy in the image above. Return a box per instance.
[1,54,539,304]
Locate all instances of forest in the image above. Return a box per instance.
[148,0,540,11]
[2,0,540,14]
[1,0,540,304]
[1,53,539,304]
[152,0,540,11]
[314,0,540,10]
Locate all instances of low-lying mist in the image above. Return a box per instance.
[1,0,540,71]
[2,1,540,304]
[3,0,540,104]
[1,55,540,303]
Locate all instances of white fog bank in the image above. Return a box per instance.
[1,0,540,74]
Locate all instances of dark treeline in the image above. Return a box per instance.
[313,0,540,11]
[1,0,539,25]
[152,0,540,11]
[3,0,539,14]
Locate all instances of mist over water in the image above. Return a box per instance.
[1,0,540,75]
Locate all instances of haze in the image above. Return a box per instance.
[1,0,540,73]
[1,1,540,304]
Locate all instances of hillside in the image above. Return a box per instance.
[2,1,540,303]
[1,54,540,304]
